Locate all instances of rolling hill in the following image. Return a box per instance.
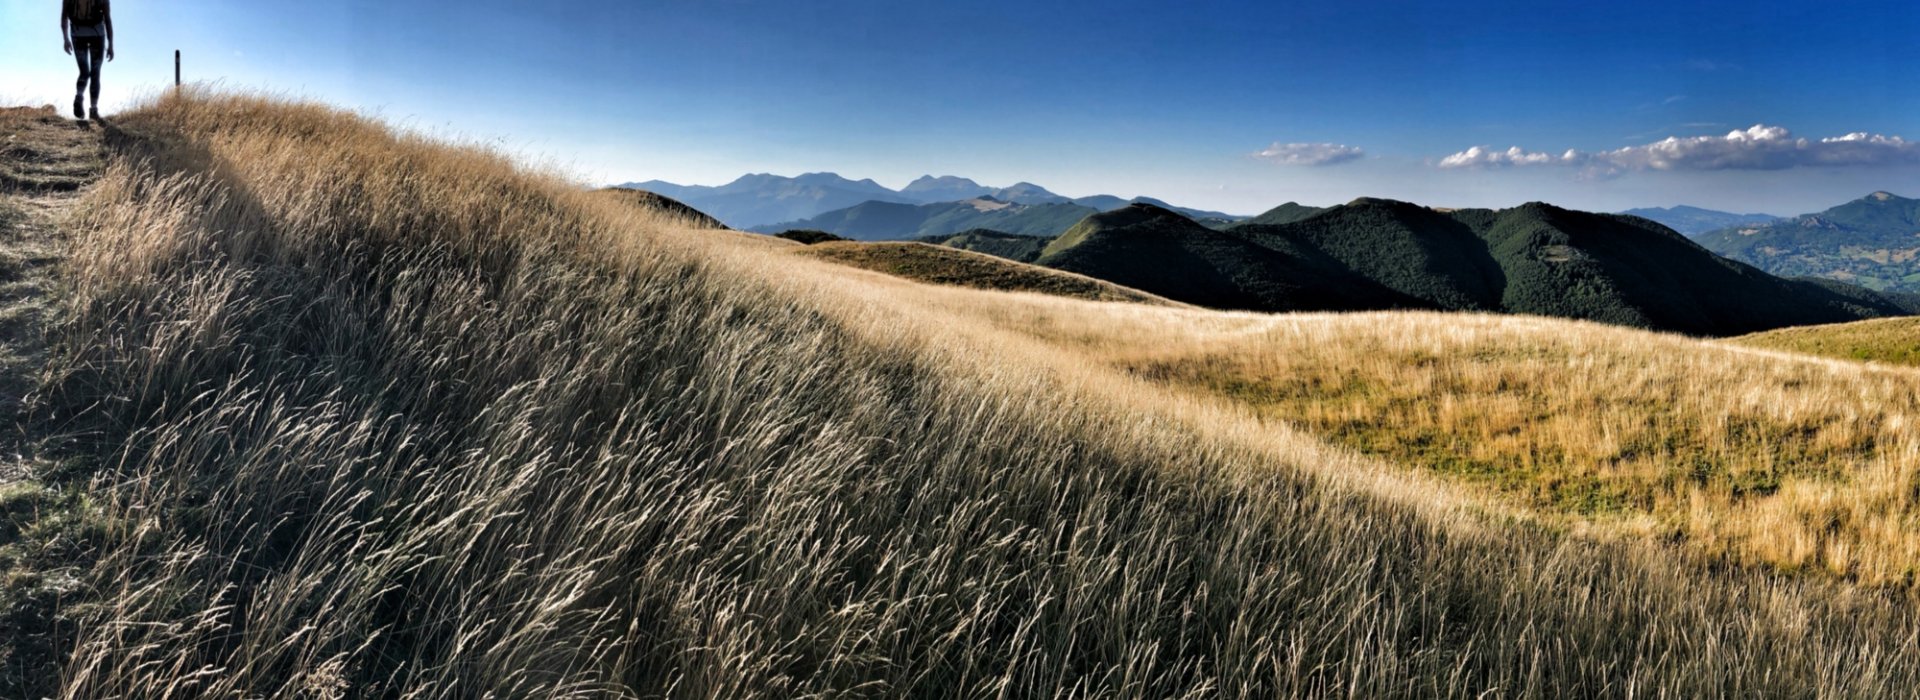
[758,196,1243,241]
[625,173,1245,231]
[618,172,914,228]
[1035,200,1920,336]
[591,187,728,229]
[1036,204,1428,311]
[914,228,1051,262]
[1234,201,1326,226]
[750,196,1097,239]
[1065,195,1243,227]
[1730,315,1920,367]
[1618,205,1779,237]
[797,241,1172,304]
[898,175,996,202]
[1696,191,1920,293]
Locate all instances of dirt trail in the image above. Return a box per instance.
[0,107,104,483]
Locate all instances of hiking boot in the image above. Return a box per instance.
[89,107,100,121]
[73,97,84,119]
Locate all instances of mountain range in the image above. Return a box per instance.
[616,173,1240,229]
[1695,192,1920,293]
[616,178,1920,335]
[748,195,1240,240]
[619,173,913,229]
[1617,206,1779,237]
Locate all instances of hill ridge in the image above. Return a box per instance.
[1696,190,1920,293]
[1027,196,1918,335]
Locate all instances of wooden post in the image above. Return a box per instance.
[174,50,181,87]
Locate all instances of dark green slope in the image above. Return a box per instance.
[1696,192,1920,293]
[754,198,1096,240]
[915,229,1052,263]
[1036,204,1429,312]
[1240,198,1505,310]
[1036,200,1918,336]
[1476,204,1916,335]
[1236,202,1326,227]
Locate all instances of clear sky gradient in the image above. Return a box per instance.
[2,0,1915,215]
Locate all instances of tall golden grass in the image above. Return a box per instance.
[890,280,1920,586]
[1733,315,1920,368]
[15,89,1920,697]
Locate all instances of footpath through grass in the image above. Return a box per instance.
[0,105,105,697]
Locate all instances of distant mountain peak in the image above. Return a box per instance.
[793,171,885,188]
[1343,196,1424,211]
[1081,201,1187,230]
[1619,205,1782,237]
[1867,191,1901,202]
[906,174,983,186]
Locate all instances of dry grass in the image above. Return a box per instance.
[1733,315,1920,367]
[902,291,1920,586]
[797,240,1175,305]
[0,106,102,193]
[9,89,1920,697]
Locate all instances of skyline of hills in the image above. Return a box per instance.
[748,197,1100,239]
[747,193,1242,239]
[616,172,1242,229]
[1617,205,1782,237]
[622,178,1920,335]
[620,171,1875,242]
[922,198,1920,336]
[1696,191,1920,293]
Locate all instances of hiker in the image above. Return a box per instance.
[60,0,114,121]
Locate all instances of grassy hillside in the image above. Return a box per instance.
[1732,316,1920,367]
[1236,201,1325,226]
[754,197,1095,240]
[797,240,1169,304]
[1259,197,1504,309]
[951,294,1920,587]
[1697,192,1920,293]
[1038,203,1428,311]
[8,91,1920,696]
[592,186,728,229]
[1071,195,1244,227]
[914,228,1051,262]
[1474,204,1916,335]
[1046,198,1918,336]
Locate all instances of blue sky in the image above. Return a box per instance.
[2,0,1915,215]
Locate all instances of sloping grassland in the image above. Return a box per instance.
[6,91,1920,697]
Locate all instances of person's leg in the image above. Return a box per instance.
[83,38,104,116]
[72,38,90,118]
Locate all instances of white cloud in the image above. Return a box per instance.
[1437,125,1920,174]
[1254,142,1365,166]
[1437,145,1564,168]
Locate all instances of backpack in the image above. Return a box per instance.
[67,0,106,25]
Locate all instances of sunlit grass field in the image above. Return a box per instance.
[1733,315,1920,367]
[874,270,1920,583]
[798,240,1173,304]
[7,90,1920,697]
